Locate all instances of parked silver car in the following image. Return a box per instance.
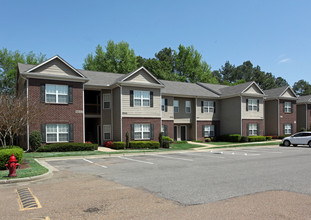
[282,132,311,147]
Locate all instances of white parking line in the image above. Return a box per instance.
[118,156,154,165]
[178,152,225,159]
[150,154,194,161]
[235,149,282,154]
[83,158,108,168]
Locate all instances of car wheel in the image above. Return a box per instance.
[293,144,298,147]
[309,142,311,148]
[283,140,290,147]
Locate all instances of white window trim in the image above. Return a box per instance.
[134,124,150,140]
[248,99,258,111]
[203,101,214,113]
[284,124,292,134]
[174,100,179,113]
[103,94,111,109]
[185,101,191,113]
[134,90,150,107]
[46,124,69,143]
[45,84,69,104]
[203,125,215,137]
[248,123,258,136]
[103,124,111,140]
[284,102,292,113]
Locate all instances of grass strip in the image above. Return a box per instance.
[208,141,281,149]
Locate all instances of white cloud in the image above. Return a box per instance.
[279,58,291,63]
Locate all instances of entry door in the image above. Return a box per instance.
[181,126,186,141]
[174,126,178,141]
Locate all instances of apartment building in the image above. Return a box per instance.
[296,95,311,132]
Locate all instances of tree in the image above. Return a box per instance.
[0,48,46,94]
[293,80,311,96]
[83,41,137,74]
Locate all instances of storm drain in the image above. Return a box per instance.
[16,188,42,211]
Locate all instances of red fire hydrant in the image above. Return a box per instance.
[5,154,20,177]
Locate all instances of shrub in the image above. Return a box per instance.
[278,135,290,139]
[104,141,112,148]
[129,141,160,149]
[300,127,306,132]
[175,141,188,144]
[0,147,24,170]
[248,136,266,142]
[159,132,163,148]
[29,130,42,152]
[265,136,272,141]
[241,136,249,142]
[162,141,170,148]
[220,134,241,142]
[163,136,173,143]
[211,136,217,142]
[205,138,211,142]
[125,131,129,149]
[36,143,98,152]
[111,142,126,150]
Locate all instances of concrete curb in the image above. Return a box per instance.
[0,158,53,185]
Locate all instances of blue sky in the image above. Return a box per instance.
[1,0,311,86]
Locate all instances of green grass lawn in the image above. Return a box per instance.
[206,142,237,145]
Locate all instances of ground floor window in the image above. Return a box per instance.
[46,124,69,142]
[103,125,111,140]
[248,123,258,136]
[161,125,168,136]
[134,124,150,140]
[203,125,215,137]
[284,124,292,135]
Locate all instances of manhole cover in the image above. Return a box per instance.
[16,188,42,211]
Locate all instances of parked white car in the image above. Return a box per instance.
[282,132,311,147]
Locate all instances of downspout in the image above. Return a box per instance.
[116,85,123,142]
[83,84,85,143]
[240,95,243,136]
[26,79,30,152]
[195,98,197,140]
[277,99,280,136]
[306,104,308,131]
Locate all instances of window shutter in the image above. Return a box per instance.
[214,101,216,113]
[69,124,74,142]
[291,103,294,113]
[131,124,134,140]
[257,123,260,136]
[201,101,204,113]
[247,123,250,136]
[150,124,154,140]
[68,86,73,104]
[246,99,249,111]
[291,124,293,134]
[41,124,46,143]
[283,102,286,113]
[165,99,168,112]
[164,125,168,136]
[40,85,45,103]
[257,99,259,112]
[130,90,133,107]
[202,125,205,137]
[150,91,153,107]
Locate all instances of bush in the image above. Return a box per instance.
[300,128,306,132]
[159,132,163,148]
[265,136,272,141]
[162,141,170,148]
[104,141,112,148]
[241,136,249,142]
[126,131,129,149]
[211,136,217,142]
[175,141,188,144]
[36,143,98,152]
[0,147,24,170]
[205,138,211,142]
[111,142,126,150]
[247,136,267,142]
[278,135,290,139]
[129,141,160,149]
[220,134,241,142]
[163,136,173,143]
[29,130,42,152]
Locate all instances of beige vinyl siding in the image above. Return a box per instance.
[282,90,295,98]
[125,69,159,84]
[220,97,241,135]
[264,100,278,135]
[244,84,262,94]
[173,97,195,124]
[297,104,307,131]
[242,96,264,119]
[196,98,220,121]
[112,87,121,140]
[122,86,161,117]
[33,59,80,77]
[162,96,174,120]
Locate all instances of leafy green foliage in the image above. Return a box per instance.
[129,141,160,149]
[220,134,242,142]
[125,131,129,149]
[293,80,311,95]
[111,142,126,149]
[240,136,249,142]
[159,132,163,148]
[36,143,98,152]
[247,136,267,142]
[0,147,24,170]
[162,136,173,143]
[0,48,46,94]
[29,130,42,152]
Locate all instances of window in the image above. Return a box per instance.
[174,100,179,113]
[203,125,215,137]
[162,98,165,111]
[103,94,111,109]
[284,124,292,134]
[103,125,111,140]
[161,125,168,136]
[134,124,150,140]
[185,101,191,113]
[248,123,258,136]
[134,91,150,107]
[46,84,68,104]
[46,124,69,142]
[284,102,292,113]
[203,101,214,113]
[247,99,258,111]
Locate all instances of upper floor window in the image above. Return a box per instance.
[203,125,215,137]
[134,90,150,107]
[162,98,165,111]
[46,84,68,104]
[185,101,191,113]
[203,101,215,113]
[103,94,111,109]
[174,100,179,113]
[247,99,258,111]
[284,102,292,113]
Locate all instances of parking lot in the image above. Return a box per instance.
[48,146,311,205]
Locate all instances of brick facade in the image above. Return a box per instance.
[28,78,84,143]
[279,100,297,135]
[122,117,161,141]
[162,120,174,138]
[197,121,220,141]
[242,119,264,136]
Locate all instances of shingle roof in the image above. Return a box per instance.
[264,86,290,99]
[219,81,255,97]
[18,63,35,73]
[161,80,219,98]
[297,95,311,104]
[79,69,123,86]
[196,82,228,95]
